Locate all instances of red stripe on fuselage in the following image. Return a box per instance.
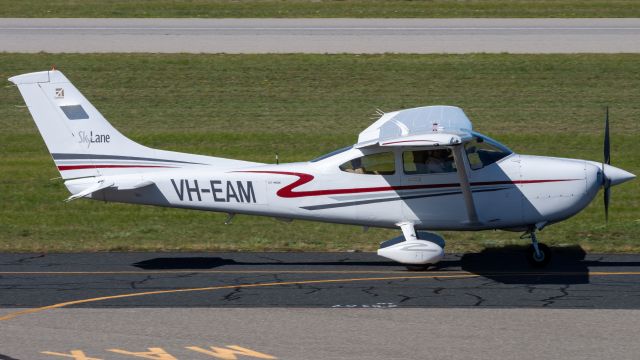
[238,170,579,198]
[58,164,174,171]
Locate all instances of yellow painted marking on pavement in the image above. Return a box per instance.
[108,347,177,360]
[0,270,445,275]
[0,274,478,321]
[187,345,278,359]
[41,350,102,359]
[588,271,640,276]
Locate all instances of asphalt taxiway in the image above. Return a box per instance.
[2,249,640,311]
[2,251,640,359]
[2,18,640,53]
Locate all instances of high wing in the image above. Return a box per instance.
[356,105,474,148]
[358,105,480,225]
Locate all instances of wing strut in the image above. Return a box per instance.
[451,145,480,225]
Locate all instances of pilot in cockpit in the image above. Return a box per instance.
[345,157,365,174]
[427,149,451,173]
[413,149,454,174]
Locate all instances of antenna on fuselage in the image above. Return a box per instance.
[370,108,385,120]
[275,152,279,165]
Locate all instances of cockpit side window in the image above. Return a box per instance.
[465,136,512,170]
[403,149,456,174]
[339,152,395,175]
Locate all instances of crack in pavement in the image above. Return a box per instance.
[464,292,486,306]
[254,254,285,263]
[541,285,571,307]
[130,275,154,290]
[221,287,243,302]
[361,286,380,298]
[295,283,323,295]
[1,254,45,266]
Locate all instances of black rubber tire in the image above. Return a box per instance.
[406,264,432,271]
[527,243,552,268]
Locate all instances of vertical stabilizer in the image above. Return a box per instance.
[9,70,260,180]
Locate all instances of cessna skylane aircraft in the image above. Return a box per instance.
[9,70,636,269]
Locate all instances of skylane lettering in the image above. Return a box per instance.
[77,131,111,148]
[171,179,257,203]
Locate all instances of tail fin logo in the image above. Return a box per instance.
[55,88,64,98]
[78,130,111,148]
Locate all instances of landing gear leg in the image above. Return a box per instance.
[525,230,551,268]
[399,223,431,271]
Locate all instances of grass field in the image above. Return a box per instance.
[0,53,638,253]
[1,0,639,18]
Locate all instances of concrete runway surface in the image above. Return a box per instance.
[1,18,640,53]
[2,251,640,359]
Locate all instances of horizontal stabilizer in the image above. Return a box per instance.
[116,179,154,191]
[64,178,154,201]
[65,179,114,202]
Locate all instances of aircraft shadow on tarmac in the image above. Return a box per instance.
[0,354,20,360]
[447,245,590,285]
[132,245,640,285]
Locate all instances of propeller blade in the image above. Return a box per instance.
[602,106,611,223]
[604,185,610,223]
[604,106,610,165]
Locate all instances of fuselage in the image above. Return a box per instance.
[9,70,635,263]
[65,136,608,232]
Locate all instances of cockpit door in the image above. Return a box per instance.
[399,148,467,229]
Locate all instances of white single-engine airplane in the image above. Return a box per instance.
[9,70,636,269]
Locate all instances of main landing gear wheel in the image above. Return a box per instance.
[527,243,551,268]
[405,264,432,272]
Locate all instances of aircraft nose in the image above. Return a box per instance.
[603,164,636,186]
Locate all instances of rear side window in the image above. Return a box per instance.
[339,152,395,175]
[60,105,89,120]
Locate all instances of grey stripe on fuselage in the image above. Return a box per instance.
[51,153,207,165]
[54,159,181,166]
[301,187,508,210]
[329,187,475,201]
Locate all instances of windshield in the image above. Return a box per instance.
[310,145,352,162]
[465,133,513,170]
[471,132,513,153]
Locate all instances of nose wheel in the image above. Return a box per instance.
[525,231,551,268]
